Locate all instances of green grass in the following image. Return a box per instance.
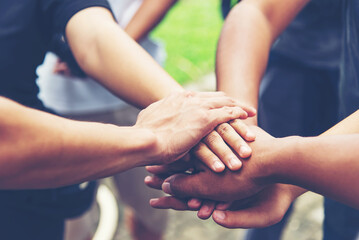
[151,0,224,85]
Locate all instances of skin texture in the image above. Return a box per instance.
[65,6,258,172]
[0,91,247,189]
[146,111,359,228]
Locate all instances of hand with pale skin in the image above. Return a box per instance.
[134,91,255,165]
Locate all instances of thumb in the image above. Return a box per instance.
[162,173,207,199]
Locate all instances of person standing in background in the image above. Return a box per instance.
[37,0,177,239]
[219,0,359,240]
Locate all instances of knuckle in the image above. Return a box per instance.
[222,149,235,158]
[205,132,220,145]
[216,123,231,135]
[184,91,196,98]
[223,106,234,115]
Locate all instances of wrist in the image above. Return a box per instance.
[269,136,303,184]
[260,136,299,184]
[127,125,160,167]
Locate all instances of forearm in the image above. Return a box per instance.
[0,98,156,189]
[273,135,359,209]
[66,7,183,108]
[125,0,177,42]
[216,4,270,109]
[265,111,359,207]
[216,0,309,109]
[324,110,359,135]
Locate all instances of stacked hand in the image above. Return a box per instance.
[145,126,307,228]
[135,91,257,168]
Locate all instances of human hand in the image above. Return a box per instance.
[146,126,295,203]
[134,91,252,165]
[194,116,257,172]
[211,184,306,228]
[147,183,306,228]
[148,127,279,202]
[53,59,73,76]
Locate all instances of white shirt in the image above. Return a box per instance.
[37,0,166,115]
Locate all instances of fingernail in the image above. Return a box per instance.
[162,182,172,195]
[246,131,256,140]
[144,176,152,182]
[188,198,201,206]
[240,146,251,157]
[214,161,225,171]
[214,211,226,221]
[229,157,242,169]
[150,198,159,204]
[201,205,209,213]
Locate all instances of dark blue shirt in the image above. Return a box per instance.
[0,0,110,110]
[222,0,342,69]
[272,0,342,69]
[339,0,359,119]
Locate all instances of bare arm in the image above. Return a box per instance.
[146,111,359,227]
[125,0,177,42]
[0,92,246,189]
[66,7,183,108]
[271,111,359,208]
[0,97,156,189]
[216,0,309,119]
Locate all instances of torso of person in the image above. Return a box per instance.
[272,0,343,69]
[0,0,51,109]
[339,0,359,119]
[0,0,109,111]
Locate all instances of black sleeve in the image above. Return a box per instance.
[40,0,113,78]
[40,0,112,35]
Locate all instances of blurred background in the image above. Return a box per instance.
[151,0,223,85]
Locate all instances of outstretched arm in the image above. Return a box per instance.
[147,110,359,227]
[0,92,244,189]
[66,7,182,108]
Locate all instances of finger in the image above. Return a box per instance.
[187,198,202,210]
[161,174,207,199]
[203,99,248,119]
[192,142,225,173]
[230,119,256,142]
[195,91,226,98]
[203,131,242,170]
[215,202,232,211]
[239,105,257,117]
[144,175,165,190]
[146,160,193,175]
[216,123,252,159]
[208,107,250,131]
[197,200,216,220]
[150,196,191,210]
[212,208,281,229]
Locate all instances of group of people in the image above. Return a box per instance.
[0,0,358,240]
